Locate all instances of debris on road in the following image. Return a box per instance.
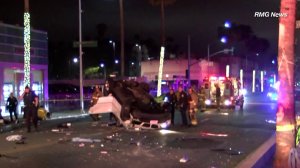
[72,137,101,143]
[100,151,108,154]
[179,155,189,163]
[6,134,23,142]
[211,148,244,155]
[57,123,71,128]
[51,129,60,132]
[15,140,26,144]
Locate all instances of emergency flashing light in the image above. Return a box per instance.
[160,122,168,129]
[210,76,217,81]
[242,89,247,95]
[224,99,231,106]
[219,77,225,81]
[205,99,212,105]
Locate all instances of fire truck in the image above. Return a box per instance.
[202,76,244,109]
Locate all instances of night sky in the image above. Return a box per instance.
[1,0,282,54]
[2,0,299,79]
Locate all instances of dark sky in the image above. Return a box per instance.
[0,0,282,57]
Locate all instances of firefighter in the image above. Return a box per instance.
[198,86,206,112]
[215,84,221,111]
[90,85,103,121]
[188,87,198,126]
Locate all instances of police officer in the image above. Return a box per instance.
[6,92,18,123]
[177,85,189,126]
[20,86,39,132]
[165,87,177,125]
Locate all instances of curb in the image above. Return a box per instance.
[0,114,89,133]
[236,133,275,168]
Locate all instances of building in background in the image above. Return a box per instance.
[0,22,48,112]
[141,59,220,90]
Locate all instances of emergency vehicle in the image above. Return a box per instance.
[202,76,244,109]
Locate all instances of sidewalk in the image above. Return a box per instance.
[0,109,89,133]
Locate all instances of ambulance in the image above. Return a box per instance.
[202,76,244,109]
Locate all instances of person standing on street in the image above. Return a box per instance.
[215,84,221,111]
[177,85,189,126]
[90,85,103,121]
[20,86,39,132]
[6,92,18,123]
[103,81,115,122]
[188,88,199,126]
[198,86,206,112]
[165,87,177,125]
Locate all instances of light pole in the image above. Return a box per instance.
[135,44,142,76]
[187,35,191,87]
[78,0,84,112]
[206,47,234,75]
[110,40,117,75]
[109,40,116,58]
[72,57,78,79]
[119,0,125,77]
[207,47,234,61]
[100,63,106,79]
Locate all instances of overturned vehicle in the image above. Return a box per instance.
[89,80,171,129]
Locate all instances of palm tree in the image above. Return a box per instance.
[24,0,31,87]
[274,0,297,167]
[149,0,176,46]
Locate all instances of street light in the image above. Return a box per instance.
[73,57,78,63]
[220,36,228,43]
[207,46,234,62]
[224,21,231,28]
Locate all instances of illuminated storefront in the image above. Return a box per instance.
[0,22,48,113]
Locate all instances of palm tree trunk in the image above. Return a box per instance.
[275,0,297,167]
[119,0,125,77]
[160,0,165,46]
[24,0,31,87]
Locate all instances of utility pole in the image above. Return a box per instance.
[78,0,84,112]
[187,35,191,87]
[119,0,125,77]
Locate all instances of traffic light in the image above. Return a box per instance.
[185,69,189,79]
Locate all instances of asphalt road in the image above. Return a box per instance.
[0,94,278,168]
